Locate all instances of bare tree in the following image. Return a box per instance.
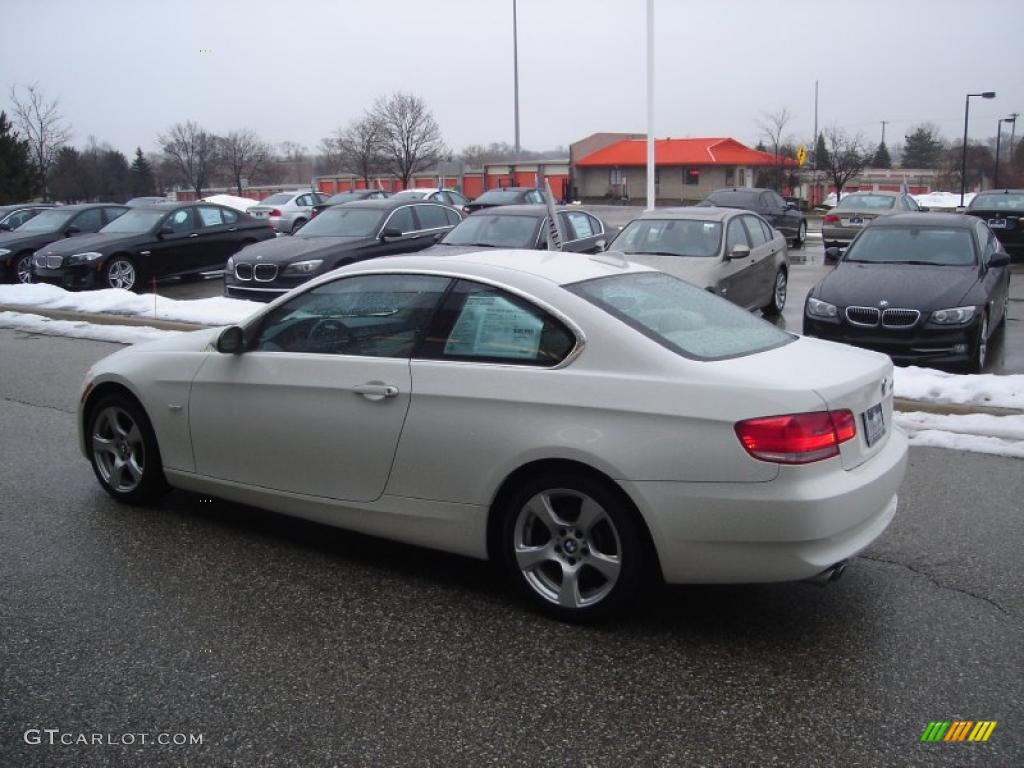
[758,107,792,191]
[334,115,385,185]
[371,92,445,187]
[160,121,217,197]
[220,129,271,195]
[9,83,72,200]
[822,127,869,202]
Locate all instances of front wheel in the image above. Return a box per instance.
[499,472,648,622]
[790,220,807,249]
[763,269,787,316]
[105,257,140,291]
[969,312,989,373]
[87,395,168,504]
[14,252,33,283]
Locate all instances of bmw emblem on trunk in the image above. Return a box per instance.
[879,299,889,307]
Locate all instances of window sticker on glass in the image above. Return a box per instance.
[445,295,543,359]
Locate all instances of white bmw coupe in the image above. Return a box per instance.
[79,250,907,621]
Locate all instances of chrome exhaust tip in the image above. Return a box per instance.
[808,559,848,587]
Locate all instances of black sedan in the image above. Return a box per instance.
[224,198,461,301]
[1,204,126,284]
[32,202,274,292]
[431,204,606,254]
[803,213,1011,372]
[699,187,807,248]
[964,190,1024,259]
[310,189,389,219]
[464,187,546,213]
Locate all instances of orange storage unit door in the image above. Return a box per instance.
[514,170,538,187]
[544,174,569,200]
[462,175,484,198]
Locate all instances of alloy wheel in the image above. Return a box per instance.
[796,220,806,245]
[976,314,988,371]
[15,254,33,284]
[106,259,136,290]
[512,488,623,609]
[774,270,788,311]
[91,405,146,493]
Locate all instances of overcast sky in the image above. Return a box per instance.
[2,0,1022,158]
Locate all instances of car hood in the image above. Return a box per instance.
[816,262,980,310]
[232,235,376,265]
[39,232,143,256]
[0,230,61,251]
[618,254,722,288]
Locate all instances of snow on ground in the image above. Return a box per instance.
[894,365,1024,411]
[0,311,179,344]
[895,411,1024,459]
[912,191,975,210]
[0,283,258,326]
[200,194,259,212]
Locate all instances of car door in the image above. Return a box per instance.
[559,211,603,252]
[188,273,452,501]
[410,204,457,245]
[978,224,1010,326]
[717,216,759,308]
[148,207,205,277]
[194,205,237,269]
[68,207,106,236]
[742,214,780,307]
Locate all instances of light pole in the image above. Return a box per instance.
[994,115,1016,189]
[512,0,520,157]
[645,0,655,211]
[960,91,996,205]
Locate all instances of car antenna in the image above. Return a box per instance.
[589,250,630,269]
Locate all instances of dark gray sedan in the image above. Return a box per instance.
[608,207,790,315]
[432,205,606,254]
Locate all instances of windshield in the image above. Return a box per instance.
[568,272,792,360]
[969,192,1024,210]
[611,218,722,257]
[441,213,539,247]
[297,206,385,237]
[845,227,976,266]
[392,190,430,199]
[327,192,369,204]
[472,189,525,204]
[259,193,296,205]
[100,209,164,234]
[835,195,896,210]
[13,209,74,233]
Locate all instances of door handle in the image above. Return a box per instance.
[228,227,238,232]
[189,233,199,238]
[352,382,399,401]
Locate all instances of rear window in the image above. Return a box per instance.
[260,193,295,205]
[969,193,1024,210]
[473,189,526,205]
[835,195,896,210]
[704,190,757,208]
[567,272,793,361]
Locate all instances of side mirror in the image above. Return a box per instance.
[989,252,1010,268]
[380,227,403,241]
[727,244,751,260]
[955,206,966,214]
[825,247,842,264]
[216,326,245,354]
[595,238,607,251]
[786,201,797,210]
[0,222,10,231]
[159,224,174,237]
[65,225,80,236]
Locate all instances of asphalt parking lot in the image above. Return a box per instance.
[1,329,1022,767]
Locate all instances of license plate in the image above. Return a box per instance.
[988,218,1007,229]
[862,402,886,447]
[849,216,864,225]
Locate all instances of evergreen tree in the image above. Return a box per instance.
[901,125,944,168]
[814,132,828,170]
[0,110,37,203]
[129,147,155,196]
[871,142,892,168]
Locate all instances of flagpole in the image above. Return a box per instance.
[645,0,655,211]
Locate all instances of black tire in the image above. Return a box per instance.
[790,220,807,249]
[498,471,649,622]
[104,256,141,292]
[291,218,307,234]
[86,394,168,505]
[763,268,787,316]
[968,312,989,373]
[13,251,34,284]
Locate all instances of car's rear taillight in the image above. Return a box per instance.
[310,208,319,218]
[823,214,839,224]
[735,410,856,464]
[270,208,282,217]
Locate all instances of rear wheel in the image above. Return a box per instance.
[14,252,33,283]
[86,394,168,504]
[791,220,807,249]
[499,471,648,622]
[291,218,307,234]
[763,268,787,316]
[969,312,989,373]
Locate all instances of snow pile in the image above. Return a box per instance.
[0,283,259,326]
[895,411,1024,459]
[894,366,1024,411]
[0,311,179,344]
[200,194,259,212]
[912,191,975,210]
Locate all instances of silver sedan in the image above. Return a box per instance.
[609,207,790,315]
[247,190,328,234]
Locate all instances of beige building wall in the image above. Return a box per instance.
[576,165,755,203]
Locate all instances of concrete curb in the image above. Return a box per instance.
[2,304,1021,417]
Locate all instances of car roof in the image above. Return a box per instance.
[477,187,537,194]
[871,212,975,228]
[47,203,124,211]
[841,191,901,197]
[972,189,1024,195]
[341,249,653,287]
[631,206,738,222]
[471,204,586,216]
[336,198,456,211]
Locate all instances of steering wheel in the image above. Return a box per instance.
[308,318,356,352]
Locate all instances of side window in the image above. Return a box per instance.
[449,191,468,206]
[771,191,787,209]
[385,206,415,234]
[444,208,462,226]
[164,208,196,233]
[253,274,451,357]
[743,215,770,246]
[526,190,544,204]
[295,195,310,207]
[421,280,576,366]
[221,208,239,224]
[906,196,920,211]
[725,217,750,253]
[6,210,35,228]
[103,207,126,225]
[565,211,594,239]
[981,230,998,265]
[72,208,104,232]
[416,204,451,230]
[197,206,224,227]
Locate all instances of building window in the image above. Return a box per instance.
[610,168,624,185]
[737,168,746,187]
[654,167,661,185]
[725,167,735,186]
[685,167,701,185]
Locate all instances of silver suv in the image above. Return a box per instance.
[248,190,327,234]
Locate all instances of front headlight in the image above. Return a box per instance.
[225,256,235,272]
[0,248,10,257]
[806,297,839,319]
[66,251,104,266]
[930,306,976,325]
[282,259,323,276]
